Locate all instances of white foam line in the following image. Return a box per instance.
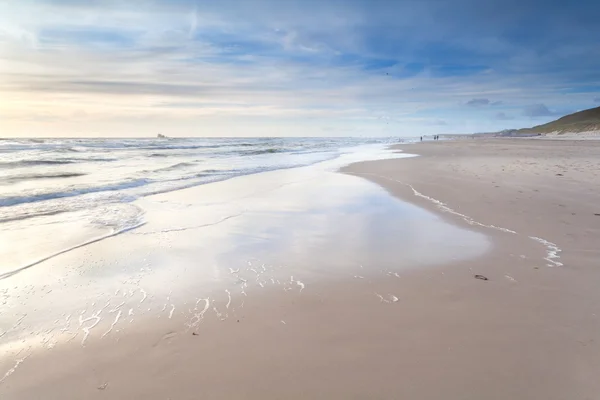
[188,298,210,329]
[0,354,30,384]
[408,183,517,234]
[354,275,364,279]
[353,172,516,233]
[375,293,398,303]
[128,308,134,316]
[410,183,564,266]
[212,306,225,321]
[529,236,564,267]
[353,172,564,268]
[79,312,102,345]
[168,304,175,319]
[59,314,72,334]
[0,221,146,280]
[139,288,147,303]
[109,301,125,313]
[229,268,240,274]
[375,293,388,303]
[296,280,305,292]
[225,290,232,309]
[101,310,122,338]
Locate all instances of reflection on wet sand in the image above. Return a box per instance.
[0,149,489,393]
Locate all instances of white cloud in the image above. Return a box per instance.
[0,1,597,136]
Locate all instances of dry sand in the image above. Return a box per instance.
[1,139,599,399]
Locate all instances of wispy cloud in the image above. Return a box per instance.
[1,0,599,136]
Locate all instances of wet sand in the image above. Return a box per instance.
[343,139,600,398]
[2,140,599,399]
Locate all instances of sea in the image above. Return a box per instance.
[0,137,407,236]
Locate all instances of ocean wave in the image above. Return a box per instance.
[0,158,115,168]
[1,172,86,184]
[0,179,151,208]
[0,208,71,224]
[246,148,281,155]
[120,144,239,152]
[58,146,87,153]
[209,147,286,158]
[152,162,197,173]
[0,160,75,167]
[0,139,400,230]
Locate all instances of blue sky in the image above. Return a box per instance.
[1,0,599,137]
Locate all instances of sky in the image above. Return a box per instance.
[1,0,599,137]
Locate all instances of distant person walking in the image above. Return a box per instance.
[420,136,423,142]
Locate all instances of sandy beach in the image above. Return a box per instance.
[1,139,599,399]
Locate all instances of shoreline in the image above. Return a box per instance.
[343,139,600,267]
[0,142,409,278]
[2,139,599,399]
